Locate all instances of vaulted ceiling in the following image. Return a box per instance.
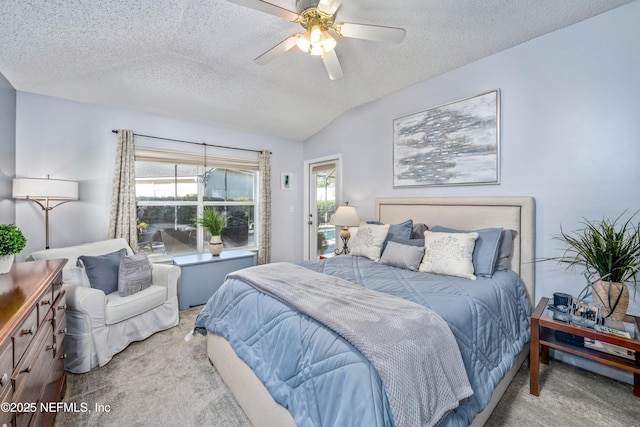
[0,0,632,141]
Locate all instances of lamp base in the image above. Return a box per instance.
[334,227,351,255]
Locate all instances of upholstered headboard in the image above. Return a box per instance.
[375,196,535,306]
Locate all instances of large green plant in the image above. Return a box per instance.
[547,212,640,306]
[0,224,27,256]
[194,208,227,236]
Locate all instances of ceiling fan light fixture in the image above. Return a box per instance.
[296,32,311,52]
[310,45,324,56]
[309,25,323,44]
[321,31,336,52]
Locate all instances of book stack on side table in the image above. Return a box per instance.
[585,322,637,360]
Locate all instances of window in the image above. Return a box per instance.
[134,147,258,256]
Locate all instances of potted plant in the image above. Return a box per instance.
[546,212,640,321]
[195,208,227,256]
[0,224,27,274]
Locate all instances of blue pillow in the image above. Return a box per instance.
[77,248,127,294]
[390,237,425,247]
[367,219,413,252]
[431,226,503,277]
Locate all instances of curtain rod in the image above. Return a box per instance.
[111,130,271,154]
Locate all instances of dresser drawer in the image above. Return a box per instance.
[51,272,64,306]
[11,310,38,369]
[37,284,54,326]
[12,319,55,407]
[0,343,12,397]
[52,292,66,359]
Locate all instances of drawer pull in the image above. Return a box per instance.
[57,304,67,311]
[0,372,8,386]
[46,343,57,352]
[19,367,31,374]
[54,282,63,287]
[60,354,67,360]
[41,299,51,306]
[21,328,33,336]
[58,327,67,335]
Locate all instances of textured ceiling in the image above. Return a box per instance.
[0,0,633,141]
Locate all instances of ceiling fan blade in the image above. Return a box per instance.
[255,35,299,64]
[317,0,342,15]
[336,22,406,43]
[322,50,343,80]
[227,0,299,21]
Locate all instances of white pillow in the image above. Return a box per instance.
[350,222,390,262]
[419,230,479,280]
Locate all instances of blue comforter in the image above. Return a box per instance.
[195,255,531,426]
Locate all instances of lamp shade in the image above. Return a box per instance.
[13,178,79,200]
[329,205,361,227]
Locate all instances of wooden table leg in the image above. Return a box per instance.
[541,344,549,365]
[634,372,639,397]
[530,316,540,396]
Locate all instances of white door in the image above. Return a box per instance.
[304,156,341,260]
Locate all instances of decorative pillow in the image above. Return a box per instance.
[118,253,153,297]
[390,237,425,247]
[77,248,127,294]
[379,240,425,271]
[411,223,428,239]
[495,229,517,271]
[431,226,503,277]
[419,231,479,280]
[350,222,390,262]
[366,219,413,252]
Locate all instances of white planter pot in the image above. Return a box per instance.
[209,235,223,256]
[0,254,15,275]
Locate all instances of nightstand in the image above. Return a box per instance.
[530,296,640,397]
[172,249,257,310]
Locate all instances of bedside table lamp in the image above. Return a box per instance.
[329,203,361,255]
[13,175,79,249]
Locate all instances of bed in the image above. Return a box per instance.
[195,196,535,427]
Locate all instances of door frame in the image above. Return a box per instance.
[303,154,342,261]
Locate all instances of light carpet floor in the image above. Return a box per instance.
[55,306,640,427]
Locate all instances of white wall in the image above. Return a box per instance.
[0,73,16,224]
[304,0,640,383]
[14,93,304,263]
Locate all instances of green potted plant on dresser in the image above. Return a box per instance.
[195,208,227,256]
[549,212,640,320]
[0,223,27,274]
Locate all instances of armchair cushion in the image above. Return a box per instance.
[105,285,167,325]
[78,248,127,294]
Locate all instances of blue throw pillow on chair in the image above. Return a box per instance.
[77,248,127,294]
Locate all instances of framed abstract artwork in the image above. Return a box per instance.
[281,172,293,190]
[393,89,500,187]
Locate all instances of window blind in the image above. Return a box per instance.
[135,146,259,171]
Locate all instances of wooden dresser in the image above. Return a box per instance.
[0,259,67,427]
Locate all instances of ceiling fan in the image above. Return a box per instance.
[228,0,406,80]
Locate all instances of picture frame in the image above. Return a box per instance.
[393,89,500,187]
[281,173,293,190]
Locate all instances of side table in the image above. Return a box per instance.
[530,296,640,397]
[172,249,257,310]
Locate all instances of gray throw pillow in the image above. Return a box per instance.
[494,229,516,271]
[379,240,425,271]
[118,253,153,297]
[77,248,127,294]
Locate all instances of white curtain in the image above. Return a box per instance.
[258,150,271,264]
[108,129,138,250]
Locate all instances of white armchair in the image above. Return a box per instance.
[29,238,180,373]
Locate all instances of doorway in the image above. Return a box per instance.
[303,155,341,260]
